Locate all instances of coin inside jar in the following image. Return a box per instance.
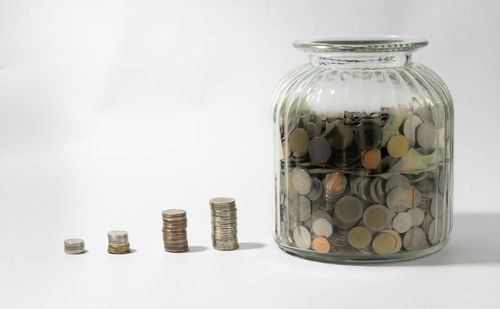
[403,114,423,146]
[308,137,332,163]
[387,134,409,158]
[372,232,397,255]
[363,205,394,232]
[416,122,437,151]
[386,186,413,213]
[312,236,331,253]
[385,174,410,194]
[293,226,311,249]
[291,168,312,196]
[362,149,381,169]
[326,120,353,150]
[334,196,363,224]
[311,217,333,238]
[403,227,428,251]
[289,128,310,157]
[392,212,412,233]
[347,226,372,249]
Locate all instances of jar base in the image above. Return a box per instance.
[275,235,450,264]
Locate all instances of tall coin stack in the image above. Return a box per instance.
[64,238,85,254]
[210,197,239,251]
[107,231,130,254]
[162,209,188,253]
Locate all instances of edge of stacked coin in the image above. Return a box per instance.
[162,209,189,253]
[64,238,85,254]
[108,230,131,254]
[210,197,239,251]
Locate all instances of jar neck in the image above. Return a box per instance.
[309,52,411,68]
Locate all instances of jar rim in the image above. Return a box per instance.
[293,35,428,53]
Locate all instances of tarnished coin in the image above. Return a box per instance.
[363,205,394,232]
[392,212,412,233]
[372,231,397,255]
[416,122,437,151]
[312,217,333,238]
[386,186,412,213]
[289,128,310,157]
[308,137,332,163]
[312,236,331,253]
[385,174,410,194]
[407,207,425,227]
[403,114,423,146]
[387,134,409,158]
[305,123,322,139]
[362,149,381,169]
[355,121,381,149]
[347,226,372,249]
[326,120,353,150]
[403,227,429,251]
[291,168,312,195]
[293,226,311,249]
[334,196,363,224]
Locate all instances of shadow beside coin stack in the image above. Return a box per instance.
[162,209,189,253]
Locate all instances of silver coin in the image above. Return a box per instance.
[295,196,311,222]
[293,226,311,249]
[291,168,312,195]
[430,194,445,219]
[312,217,333,238]
[407,207,425,227]
[403,227,429,251]
[403,114,423,146]
[308,137,332,163]
[369,178,384,204]
[392,212,412,233]
[307,177,323,201]
[108,231,128,244]
[427,218,443,245]
[64,239,85,254]
[416,122,437,151]
[386,186,412,213]
[385,174,410,194]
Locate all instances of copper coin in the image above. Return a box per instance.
[312,236,331,253]
[362,149,381,169]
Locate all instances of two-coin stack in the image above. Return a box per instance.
[64,238,85,254]
[107,231,130,254]
[162,209,189,252]
[210,197,239,251]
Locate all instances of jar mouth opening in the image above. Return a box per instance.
[293,35,428,53]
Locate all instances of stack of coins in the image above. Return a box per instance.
[210,197,239,251]
[64,238,85,254]
[162,209,188,252]
[107,231,130,254]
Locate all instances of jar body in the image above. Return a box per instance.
[273,54,453,263]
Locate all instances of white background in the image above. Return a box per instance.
[1,0,500,308]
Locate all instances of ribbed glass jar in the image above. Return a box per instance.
[272,36,453,263]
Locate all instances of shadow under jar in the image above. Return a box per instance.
[272,36,454,263]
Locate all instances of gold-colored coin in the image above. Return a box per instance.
[289,128,310,157]
[108,244,130,254]
[362,149,381,169]
[347,226,372,249]
[362,205,393,232]
[387,134,409,158]
[372,232,397,255]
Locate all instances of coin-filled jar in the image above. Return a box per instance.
[272,36,453,263]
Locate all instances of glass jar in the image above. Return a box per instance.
[272,36,453,263]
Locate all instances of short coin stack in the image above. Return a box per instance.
[107,231,130,254]
[64,238,85,254]
[210,197,239,251]
[162,209,188,253]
